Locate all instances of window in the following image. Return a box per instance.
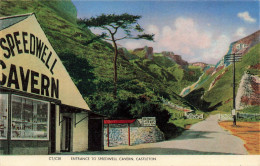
[0,94,8,139]
[11,95,49,140]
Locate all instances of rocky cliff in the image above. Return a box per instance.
[216,30,260,69]
[232,30,260,54]
[131,46,190,68]
[162,51,189,67]
[236,72,260,110]
[190,62,208,70]
[133,46,154,60]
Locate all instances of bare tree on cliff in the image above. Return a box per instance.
[78,13,154,99]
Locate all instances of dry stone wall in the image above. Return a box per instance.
[104,127,165,147]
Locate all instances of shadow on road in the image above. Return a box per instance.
[170,130,217,140]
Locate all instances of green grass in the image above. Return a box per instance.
[237,117,260,122]
[206,44,259,111]
[129,50,203,94]
[236,106,260,122]
[238,106,260,114]
[171,118,202,128]
[166,105,204,128]
[165,105,203,135]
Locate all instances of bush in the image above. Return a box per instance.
[87,94,177,137]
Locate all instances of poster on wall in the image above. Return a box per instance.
[0,0,259,166]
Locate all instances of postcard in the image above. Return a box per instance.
[0,0,259,165]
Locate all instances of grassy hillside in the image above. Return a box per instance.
[128,50,203,94]
[185,43,260,113]
[0,0,199,116]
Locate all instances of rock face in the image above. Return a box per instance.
[144,46,153,60]
[133,46,153,60]
[216,30,260,69]
[205,67,215,75]
[162,51,189,67]
[232,30,260,54]
[132,47,190,67]
[190,62,208,69]
[236,72,260,110]
[208,69,228,91]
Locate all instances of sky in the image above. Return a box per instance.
[72,0,259,64]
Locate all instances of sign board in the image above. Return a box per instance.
[232,109,236,116]
[0,14,90,110]
[142,117,156,127]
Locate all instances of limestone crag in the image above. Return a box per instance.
[208,69,228,91]
[235,72,260,110]
[162,51,189,67]
[215,30,260,69]
[133,46,154,60]
[232,30,260,54]
[144,46,153,60]
[190,62,208,70]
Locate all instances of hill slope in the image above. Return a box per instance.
[184,31,260,113]
[0,0,199,117]
[124,47,203,94]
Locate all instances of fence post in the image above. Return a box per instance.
[107,124,110,147]
[128,123,130,146]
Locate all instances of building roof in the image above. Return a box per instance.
[0,13,33,31]
[104,119,136,124]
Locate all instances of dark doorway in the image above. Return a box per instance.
[50,104,56,153]
[61,117,71,152]
[88,119,103,151]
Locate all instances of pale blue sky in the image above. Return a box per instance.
[72,1,259,64]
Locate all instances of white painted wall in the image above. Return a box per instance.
[72,112,89,152]
[55,105,61,153]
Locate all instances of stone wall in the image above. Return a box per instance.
[104,127,164,147]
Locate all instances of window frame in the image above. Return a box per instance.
[11,94,50,141]
[0,93,9,140]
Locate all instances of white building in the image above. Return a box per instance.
[0,13,104,155]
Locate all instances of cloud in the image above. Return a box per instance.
[202,35,231,64]
[124,41,143,50]
[234,27,246,38]
[122,25,159,50]
[237,11,256,23]
[146,24,160,41]
[90,27,105,35]
[158,17,212,55]
[120,17,232,64]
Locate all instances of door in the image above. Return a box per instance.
[88,119,103,151]
[50,104,56,153]
[61,117,71,152]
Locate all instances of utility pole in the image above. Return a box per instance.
[224,52,242,126]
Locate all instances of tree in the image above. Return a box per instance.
[78,13,154,98]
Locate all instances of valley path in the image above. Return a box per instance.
[104,114,248,155]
